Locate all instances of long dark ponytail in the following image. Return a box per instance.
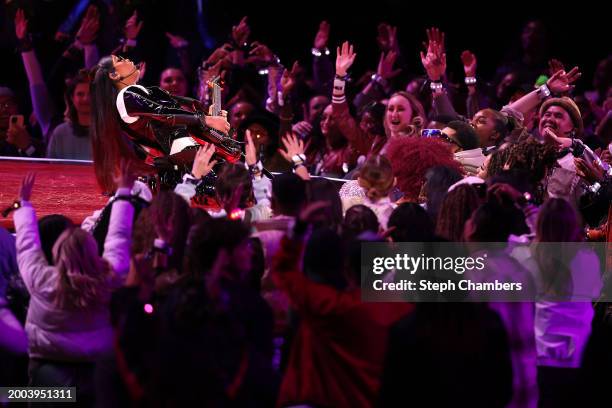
[90,56,145,193]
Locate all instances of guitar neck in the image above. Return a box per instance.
[210,84,222,116]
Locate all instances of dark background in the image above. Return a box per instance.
[1,0,610,108]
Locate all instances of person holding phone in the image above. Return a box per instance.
[0,87,43,157]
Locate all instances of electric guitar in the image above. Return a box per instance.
[170,76,242,165]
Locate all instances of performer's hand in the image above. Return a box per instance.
[203,115,231,134]
[192,143,217,179]
[19,172,36,202]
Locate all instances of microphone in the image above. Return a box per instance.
[117,63,141,81]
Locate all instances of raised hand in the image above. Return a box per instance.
[425,27,445,54]
[244,129,257,166]
[19,172,36,202]
[206,43,233,66]
[76,5,100,45]
[248,41,275,65]
[124,11,144,41]
[314,20,330,50]
[191,143,217,179]
[231,16,250,47]
[542,127,573,149]
[420,27,446,81]
[281,61,301,97]
[278,132,305,162]
[165,32,188,49]
[377,51,401,80]
[292,121,313,138]
[546,67,581,94]
[113,158,137,190]
[14,9,28,40]
[335,41,356,77]
[376,23,398,53]
[548,59,565,78]
[461,50,477,78]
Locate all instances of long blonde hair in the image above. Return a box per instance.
[384,91,426,138]
[53,228,114,309]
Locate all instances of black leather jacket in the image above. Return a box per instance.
[118,86,241,164]
[117,85,206,157]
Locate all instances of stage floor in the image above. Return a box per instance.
[0,157,108,231]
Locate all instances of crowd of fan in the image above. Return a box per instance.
[1,3,612,408]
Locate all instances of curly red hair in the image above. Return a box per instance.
[386,137,463,201]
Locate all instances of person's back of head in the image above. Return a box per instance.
[304,227,347,290]
[435,185,482,242]
[534,198,583,298]
[537,197,582,243]
[358,155,395,203]
[272,172,306,216]
[215,163,254,210]
[388,203,435,242]
[38,214,73,265]
[465,198,527,242]
[386,136,463,202]
[132,191,191,273]
[342,205,380,241]
[53,227,112,309]
[306,178,343,231]
[423,165,463,222]
[504,136,558,192]
[185,218,251,280]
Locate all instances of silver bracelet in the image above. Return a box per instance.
[430,81,443,92]
[538,84,551,99]
[588,181,602,194]
[311,47,330,57]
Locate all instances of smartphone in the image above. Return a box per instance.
[9,115,24,130]
[421,128,442,138]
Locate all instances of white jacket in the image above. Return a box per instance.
[14,189,134,361]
